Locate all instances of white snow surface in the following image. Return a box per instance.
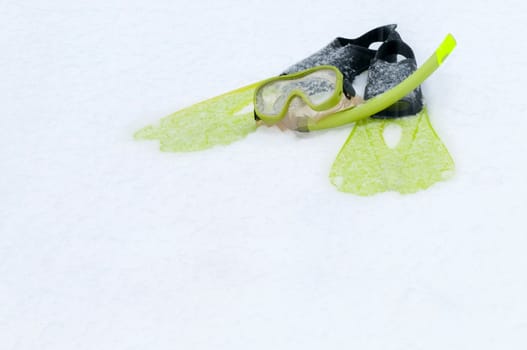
[2,1,527,349]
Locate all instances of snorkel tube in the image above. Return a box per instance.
[305,34,457,131]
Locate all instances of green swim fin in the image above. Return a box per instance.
[134,82,259,152]
[330,109,454,195]
[330,38,455,195]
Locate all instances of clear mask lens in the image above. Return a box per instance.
[255,68,339,118]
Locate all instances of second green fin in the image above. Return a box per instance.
[134,83,258,152]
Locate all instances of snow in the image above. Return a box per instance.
[1,0,527,349]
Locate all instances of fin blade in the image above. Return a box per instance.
[134,83,260,152]
[330,109,454,195]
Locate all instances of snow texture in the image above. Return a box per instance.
[2,1,527,349]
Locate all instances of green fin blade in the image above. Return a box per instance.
[329,108,454,195]
[134,83,259,152]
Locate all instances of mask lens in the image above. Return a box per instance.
[255,67,339,119]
